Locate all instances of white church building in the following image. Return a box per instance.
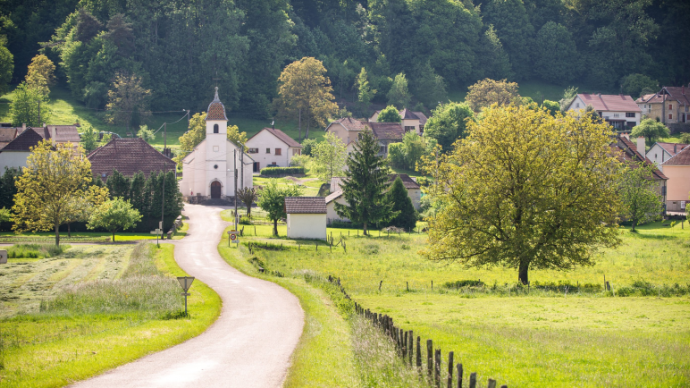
[179,88,253,202]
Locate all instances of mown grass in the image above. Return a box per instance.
[228,218,690,387]
[0,231,164,242]
[0,243,221,388]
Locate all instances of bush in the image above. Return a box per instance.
[260,166,305,176]
[6,244,66,258]
[239,216,251,225]
[443,280,485,289]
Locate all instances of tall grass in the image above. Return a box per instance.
[6,244,66,259]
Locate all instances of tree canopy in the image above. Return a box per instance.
[87,198,142,241]
[422,102,474,152]
[618,162,663,231]
[631,119,670,145]
[311,132,347,183]
[377,105,402,123]
[465,78,520,112]
[258,180,301,236]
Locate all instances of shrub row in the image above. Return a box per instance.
[259,166,305,176]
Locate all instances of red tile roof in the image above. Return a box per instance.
[206,87,228,121]
[634,86,690,106]
[367,123,404,141]
[577,94,640,112]
[664,144,690,166]
[655,142,690,156]
[88,138,175,180]
[47,125,80,143]
[284,196,327,214]
[388,174,420,189]
[249,127,301,148]
[615,136,667,180]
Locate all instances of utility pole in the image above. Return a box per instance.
[234,149,238,231]
[161,122,167,240]
[240,150,244,191]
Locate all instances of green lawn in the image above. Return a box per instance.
[0,243,221,387]
[224,217,690,387]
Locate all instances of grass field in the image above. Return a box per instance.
[220,210,690,387]
[0,243,221,387]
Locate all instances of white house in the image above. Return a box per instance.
[179,88,254,201]
[646,142,690,168]
[245,127,302,172]
[567,94,641,131]
[285,197,327,240]
[0,125,80,172]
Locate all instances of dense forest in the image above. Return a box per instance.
[1,0,688,119]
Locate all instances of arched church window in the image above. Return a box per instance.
[213,124,219,133]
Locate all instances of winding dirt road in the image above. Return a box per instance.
[71,204,304,388]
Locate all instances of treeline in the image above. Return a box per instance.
[1,0,688,118]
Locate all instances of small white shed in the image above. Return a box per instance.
[285,197,327,240]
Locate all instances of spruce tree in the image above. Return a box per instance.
[385,177,418,230]
[334,130,396,235]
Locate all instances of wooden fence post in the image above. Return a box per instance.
[469,372,476,388]
[447,351,454,388]
[403,330,408,359]
[416,336,422,370]
[427,339,433,380]
[457,364,463,388]
[379,280,383,291]
[435,349,441,387]
[487,379,496,388]
[409,330,413,365]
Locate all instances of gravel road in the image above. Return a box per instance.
[70,204,305,388]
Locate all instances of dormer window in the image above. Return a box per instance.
[213,124,219,133]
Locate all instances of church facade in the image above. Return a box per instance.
[179,88,253,202]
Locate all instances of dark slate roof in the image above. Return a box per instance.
[88,138,176,179]
[284,196,327,214]
[250,127,301,148]
[388,174,420,189]
[615,136,668,180]
[207,87,228,121]
[664,143,690,166]
[0,127,17,150]
[0,128,47,151]
[368,123,404,141]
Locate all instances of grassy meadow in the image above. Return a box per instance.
[0,243,221,387]
[219,206,690,387]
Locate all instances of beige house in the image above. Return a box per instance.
[325,118,404,157]
[567,94,641,131]
[369,109,428,135]
[245,127,302,172]
[662,146,690,212]
[285,197,327,240]
[635,85,690,124]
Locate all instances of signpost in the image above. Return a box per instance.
[228,230,238,246]
[177,276,195,316]
[151,228,162,246]
[0,250,7,265]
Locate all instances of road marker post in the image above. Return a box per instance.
[177,276,195,316]
[0,250,7,264]
[228,230,239,247]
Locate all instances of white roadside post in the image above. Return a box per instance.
[177,276,195,316]
[0,250,7,265]
[150,228,162,246]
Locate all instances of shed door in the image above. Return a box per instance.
[211,181,221,199]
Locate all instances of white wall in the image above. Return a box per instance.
[0,151,29,172]
[408,188,422,210]
[287,213,327,240]
[647,144,670,168]
[180,139,253,198]
[326,195,350,222]
[246,130,293,168]
[401,118,422,135]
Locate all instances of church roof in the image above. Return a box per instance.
[207,87,228,121]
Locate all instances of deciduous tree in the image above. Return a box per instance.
[357,67,376,116]
[0,39,14,95]
[9,82,50,126]
[25,54,56,96]
[87,198,142,242]
[619,162,663,232]
[258,180,301,236]
[377,105,401,123]
[422,102,474,152]
[465,78,520,112]
[386,73,410,109]
[534,22,579,84]
[421,106,622,285]
[80,124,99,152]
[334,130,396,235]
[106,73,151,129]
[238,187,258,217]
[621,74,658,99]
[312,132,347,183]
[631,119,670,145]
[137,125,155,143]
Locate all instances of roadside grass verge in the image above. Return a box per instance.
[0,231,161,242]
[0,243,220,388]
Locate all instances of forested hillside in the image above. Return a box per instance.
[1,0,688,119]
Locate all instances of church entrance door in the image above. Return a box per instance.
[211,181,221,199]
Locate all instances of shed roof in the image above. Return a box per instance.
[576,94,640,112]
[325,190,343,203]
[88,138,176,179]
[284,196,327,214]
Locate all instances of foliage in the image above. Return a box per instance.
[356,67,376,116]
[411,61,447,110]
[621,74,659,99]
[25,54,56,96]
[559,86,578,112]
[227,124,248,149]
[385,177,417,230]
[0,167,21,212]
[377,105,401,123]
[680,133,690,144]
[260,167,305,176]
[136,125,155,143]
[422,102,474,152]
[301,138,317,156]
[175,112,206,166]
[0,207,10,223]
[79,124,99,152]
[289,154,311,168]
[12,140,109,246]
[533,22,579,84]
[465,78,520,112]
[238,187,259,217]
[311,132,347,182]
[9,82,51,126]
[386,73,410,109]
[618,163,664,231]
[334,130,395,235]
[106,73,151,128]
[87,198,142,241]
[483,0,535,80]
[257,180,301,236]
[274,57,338,139]
[0,39,13,95]
[631,119,670,145]
[541,100,560,116]
[421,106,622,284]
[388,132,435,171]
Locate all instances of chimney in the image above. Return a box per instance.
[50,126,56,142]
[21,123,26,132]
[674,144,677,153]
[637,136,645,156]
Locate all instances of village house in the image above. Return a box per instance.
[567,94,641,131]
[87,137,176,181]
[325,118,404,157]
[0,124,80,172]
[615,134,668,212]
[646,142,690,168]
[285,196,327,240]
[660,144,690,213]
[635,85,690,124]
[369,109,428,135]
[245,127,302,172]
[179,88,254,202]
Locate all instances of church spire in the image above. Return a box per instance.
[207,87,227,120]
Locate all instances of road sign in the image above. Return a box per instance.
[150,229,162,235]
[0,250,7,265]
[228,230,239,243]
[177,277,195,316]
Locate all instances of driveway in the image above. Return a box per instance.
[70,204,305,388]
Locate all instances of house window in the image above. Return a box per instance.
[669,113,673,120]
[266,148,271,154]
[576,103,580,108]
[293,149,301,156]
[669,104,673,110]
[275,148,282,155]
[613,113,620,118]
[248,148,259,154]
[626,112,635,118]
[213,124,219,133]
[405,126,415,132]
[379,145,387,154]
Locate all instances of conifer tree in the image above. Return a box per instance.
[385,177,417,230]
[334,130,396,235]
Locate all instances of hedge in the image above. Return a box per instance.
[260,167,305,176]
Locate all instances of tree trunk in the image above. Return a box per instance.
[112,231,116,242]
[518,260,530,285]
[298,108,302,141]
[54,222,60,247]
[305,107,310,139]
[67,223,71,238]
[363,222,368,236]
[273,219,278,236]
[246,204,252,217]
[631,219,637,232]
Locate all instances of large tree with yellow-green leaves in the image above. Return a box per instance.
[421,105,622,284]
[12,140,109,246]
